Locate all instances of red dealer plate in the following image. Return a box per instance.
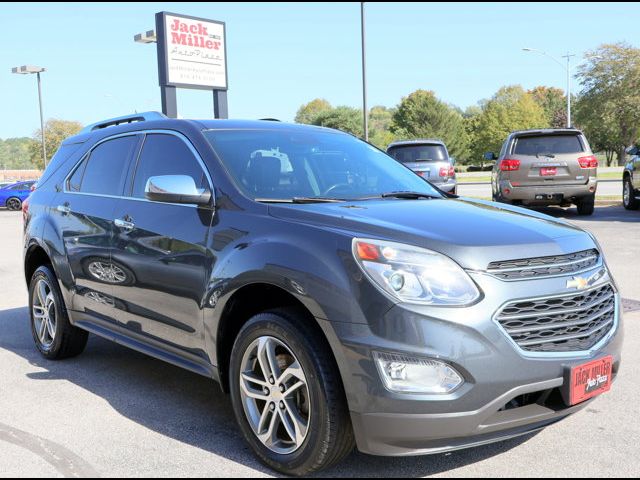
[569,356,613,406]
[540,167,557,176]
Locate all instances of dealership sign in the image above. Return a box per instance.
[156,12,227,90]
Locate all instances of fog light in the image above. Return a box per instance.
[373,351,463,394]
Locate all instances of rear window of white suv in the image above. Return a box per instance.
[513,134,584,155]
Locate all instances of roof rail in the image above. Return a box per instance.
[80,111,168,134]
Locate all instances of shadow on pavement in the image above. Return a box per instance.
[532,204,639,223]
[0,305,536,477]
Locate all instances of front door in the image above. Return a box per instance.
[110,132,215,356]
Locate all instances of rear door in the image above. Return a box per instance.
[508,133,591,187]
[110,132,214,355]
[53,134,141,322]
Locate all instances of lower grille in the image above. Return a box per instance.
[495,284,616,353]
[487,249,600,280]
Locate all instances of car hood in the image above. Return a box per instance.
[268,198,595,271]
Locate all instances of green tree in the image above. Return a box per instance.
[574,42,640,165]
[310,106,363,136]
[472,85,547,163]
[462,106,483,166]
[529,86,568,128]
[391,90,468,160]
[29,119,83,169]
[294,98,332,124]
[0,137,38,170]
[368,105,395,149]
[574,98,621,166]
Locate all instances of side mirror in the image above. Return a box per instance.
[625,145,639,156]
[145,175,212,206]
[484,152,497,161]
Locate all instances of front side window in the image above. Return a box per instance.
[70,135,139,196]
[131,134,209,199]
[204,129,442,201]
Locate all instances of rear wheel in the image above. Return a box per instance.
[623,177,639,210]
[29,265,88,359]
[229,309,354,476]
[576,194,595,216]
[6,197,21,211]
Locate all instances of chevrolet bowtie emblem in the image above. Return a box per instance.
[566,269,605,290]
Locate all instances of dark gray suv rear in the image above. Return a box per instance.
[23,113,622,475]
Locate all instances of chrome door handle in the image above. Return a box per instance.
[114,218,135,231]
[56,205,71,215]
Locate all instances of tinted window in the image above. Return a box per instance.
[513,135,584,155]
[10,183,27,190]
[204,129,442,200]
[131,134,208,199]
[387,144,448,163]
[78,136,139,195]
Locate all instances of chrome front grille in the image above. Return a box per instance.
[495,284,616,353]
[487,249,600,280]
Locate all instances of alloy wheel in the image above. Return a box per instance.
[624,180,631,207]
[32,279,56,349]
[6,198,21,211]
[239,336,311,454]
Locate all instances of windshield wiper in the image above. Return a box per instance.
[536,153,556,158]
[255,197,346,204]
[380,191,441,200]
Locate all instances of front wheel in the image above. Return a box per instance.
[623,177,639,210]
[229,309,354,476]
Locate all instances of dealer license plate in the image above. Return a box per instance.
[568,356,613,406]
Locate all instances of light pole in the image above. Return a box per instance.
[12,65,47,167]
[522,48,575,128]
[360,2,369,142]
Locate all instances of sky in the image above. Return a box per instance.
[2,2,640,138]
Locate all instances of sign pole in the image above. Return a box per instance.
[213,90,228,119]
[161,86,178,118]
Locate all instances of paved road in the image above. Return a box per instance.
[458,179,623,199]
[0,208,638,477]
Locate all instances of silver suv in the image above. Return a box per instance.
[488,129,597,215]
[387,139,457,194]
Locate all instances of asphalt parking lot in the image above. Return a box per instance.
[0,206,639,477]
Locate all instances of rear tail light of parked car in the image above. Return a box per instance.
[30,183,37,192]
[500,159,521,171]
[578,155,598,169]
[439,166,455,178]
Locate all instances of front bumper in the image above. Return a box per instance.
[319,266,623,456]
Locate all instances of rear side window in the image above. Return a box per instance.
[131,134,208,199]
[513,135,584,155]
[387,144,447,163]
[69,135,139,195]
[9,183,26,190]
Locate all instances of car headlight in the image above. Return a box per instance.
[352,238,480,306]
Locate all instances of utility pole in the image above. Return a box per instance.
[360,2,369,141]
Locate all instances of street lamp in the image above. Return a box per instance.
[134,30,157,44]
[11,65,47,167]
[522,48,575,128]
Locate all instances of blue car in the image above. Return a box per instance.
[0,180,36,211]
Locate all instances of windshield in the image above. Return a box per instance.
[513,134,585,155]
[387,144,448,163]
[204,129,442,201]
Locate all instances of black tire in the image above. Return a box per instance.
[492,191,511,205]
[576,194,595,216]
[623,177,640,210]
[5,197,22,211]
[229,309,354,476]
[29,265,88,359]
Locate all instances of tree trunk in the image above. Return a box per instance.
[617,147,627,166]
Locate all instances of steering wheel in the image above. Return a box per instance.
[322,183,353,196]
